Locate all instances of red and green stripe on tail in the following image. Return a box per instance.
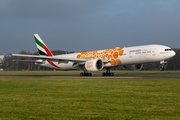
[34,34,53,56]
[34,34,61,69]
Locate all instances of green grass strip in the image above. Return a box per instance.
[0,77,180,119]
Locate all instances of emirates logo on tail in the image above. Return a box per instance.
[34,34,53,56]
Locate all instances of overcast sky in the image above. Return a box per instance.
[0,0,180,54]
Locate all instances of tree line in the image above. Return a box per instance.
[2,48,180,71]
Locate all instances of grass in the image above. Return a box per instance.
[0,77,180,119]
[0,70,180,76]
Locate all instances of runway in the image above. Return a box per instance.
[1,75,180,79]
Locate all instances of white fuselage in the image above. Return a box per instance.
[37,44,176,70]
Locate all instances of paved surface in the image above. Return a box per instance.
[1,75,180,79]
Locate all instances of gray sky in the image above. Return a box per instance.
[0,0,180,54]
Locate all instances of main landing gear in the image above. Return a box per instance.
[102,68,114,76]
[80,70,92,76]
[80,68,114,77]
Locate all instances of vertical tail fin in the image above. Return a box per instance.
[34,34,53,56]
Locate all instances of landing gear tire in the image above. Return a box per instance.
[102,73,106,76]
[88,73,92,76]
[111,73,114,76]
[80,73,84,76]
[159,67,165,71]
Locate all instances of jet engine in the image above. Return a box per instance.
[123,64,143,71]
[85,59,104,71]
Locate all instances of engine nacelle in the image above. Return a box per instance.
[123,64,143,71]
[85,59,104,71]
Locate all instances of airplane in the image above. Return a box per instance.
[12,34,176,76]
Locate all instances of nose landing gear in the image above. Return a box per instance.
[159,60,167,71]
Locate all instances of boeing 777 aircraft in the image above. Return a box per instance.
[12,34,176,76]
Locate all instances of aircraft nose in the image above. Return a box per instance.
[172,50,176,57]
[164,50,176,59]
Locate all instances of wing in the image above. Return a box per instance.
[11,54,110,64]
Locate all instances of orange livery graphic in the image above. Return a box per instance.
[76,48,124,65]
[86,61,93,68]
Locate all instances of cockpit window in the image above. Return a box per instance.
[165,49,172,51]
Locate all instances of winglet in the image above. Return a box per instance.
[34,34,53,56]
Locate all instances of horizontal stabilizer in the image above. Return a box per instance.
[12,60,43,63]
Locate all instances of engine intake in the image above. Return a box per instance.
[85,59,104,71]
